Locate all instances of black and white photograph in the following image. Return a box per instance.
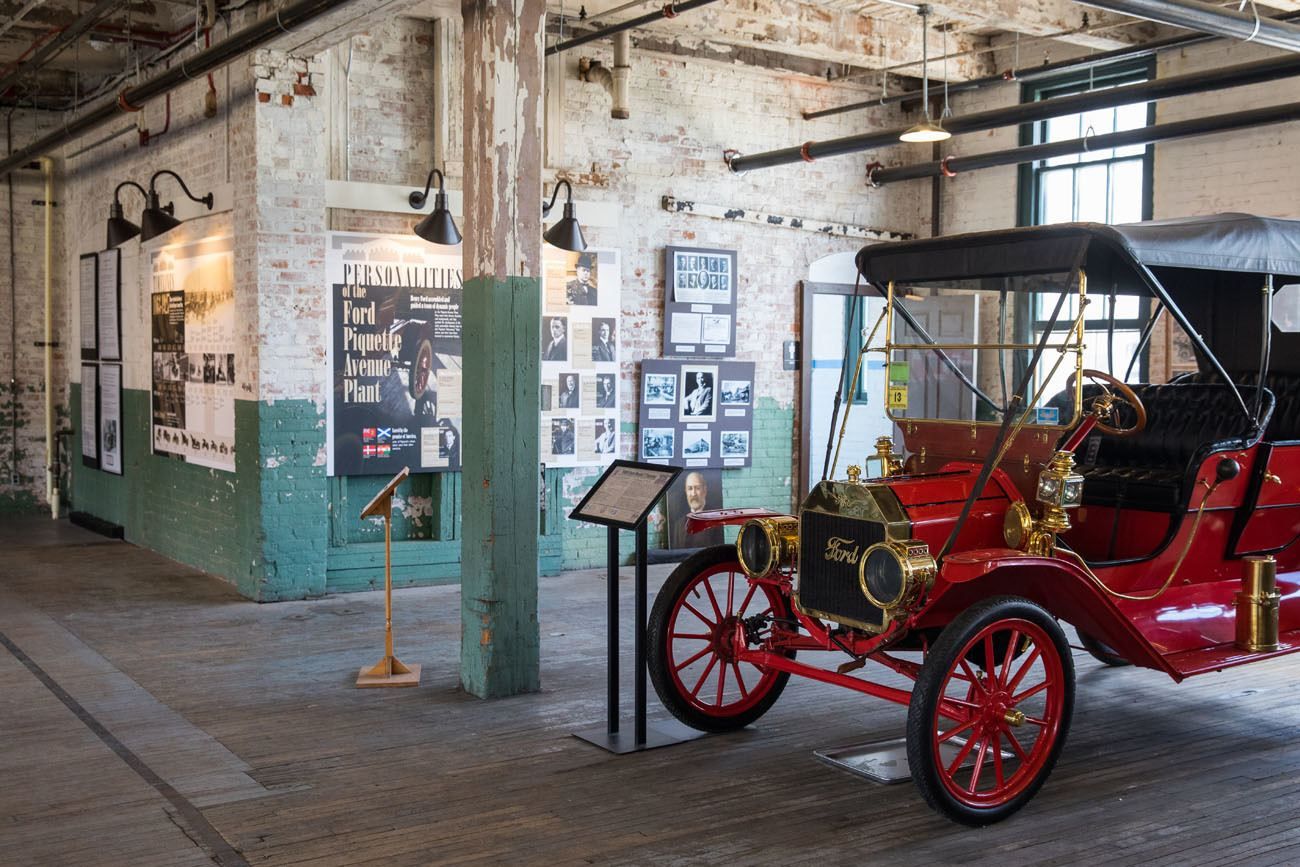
[544,316,569,361]
[680,365,717,422]
[566,252,598,306]
[557,373,581,409]
[641,427,675,460]
[670,248,734,306]
[720,380,752,405]
[644,373,677,405]
[440,422,462,471]
[551,417,576,455]
[594,418,617,455]
[682,432,712,459]
[721,430,750,458]
[540,384,554,412]
[595,374,616,408]
[591,318,616,362]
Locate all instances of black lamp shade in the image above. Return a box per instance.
[543,201,587,252]
[140,202,182,242]
[105,202,141,248]
[413,191,462,246]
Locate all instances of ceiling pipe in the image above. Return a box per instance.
[0,0,122,98]
[727,51,1300,173]
[1078,0,1300,54]
[804,9,1300,121]
[546,0,722,57]
[867,99,1300,185]
[0,0,353,180]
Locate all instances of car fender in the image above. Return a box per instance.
[915,548,1182,679]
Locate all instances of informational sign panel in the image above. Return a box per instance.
[569,460,682,530]
[149,236,237,472]
[662,246,737,358]
[97,248,122,361]
[79,253,98,360]
[540,246,621,468]
[326,232,463,476]
[638,359,755,469]
[99,362,123,475]
[80,363,99,469]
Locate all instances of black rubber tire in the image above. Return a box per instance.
[1078,630,1131,667]
[906,596,1075,827]
[408,338,434,399]
[647,545,793,733]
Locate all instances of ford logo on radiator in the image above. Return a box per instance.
[824,536,863,565]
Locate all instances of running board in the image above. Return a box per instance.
[1165,629,1300,678]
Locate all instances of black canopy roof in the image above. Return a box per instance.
[855,213,1300,291]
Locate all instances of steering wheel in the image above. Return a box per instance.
[1066,369,1147,437]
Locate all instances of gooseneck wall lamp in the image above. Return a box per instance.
[140,169,214,243]
[106,180,149,249]
[542,179,587,253]
[408,168,462,246]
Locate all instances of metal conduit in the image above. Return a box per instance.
[0,0,121,99]
[0,0,354,179]
[727,51,1300,172]
[546,0,721,56]
[803,9,1300,121]
[866,100,1300,185]
[1080,0,1300,54]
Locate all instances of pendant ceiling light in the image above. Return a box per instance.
[542,178,587,252]
[409,168,462,246]
[899,5,952,144]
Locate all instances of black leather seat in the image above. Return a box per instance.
[1172,371,1300,442]
[1065,383,1273,511]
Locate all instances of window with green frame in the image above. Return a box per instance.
[1018,60,1155,385]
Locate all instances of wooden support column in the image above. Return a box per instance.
[459,0,545,698]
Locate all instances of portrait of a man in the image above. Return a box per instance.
[681,368,715,420]
[558,373,580,409]
[566,252,598,306]
[666,468,723,550]
[594,418,617,455]
[595,374,616,408]
[592,318,616,362]
[551,418,575,455]
[544,316,568,361]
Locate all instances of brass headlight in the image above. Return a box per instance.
[736,517,799,578]
[1003,501,1033,550]
[858,539,935,614]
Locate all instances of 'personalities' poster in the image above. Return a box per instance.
[149,236,237,472]
[326,232,463,476]
[540,247,620,468]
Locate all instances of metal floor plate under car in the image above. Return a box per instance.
[815,736,1014,785]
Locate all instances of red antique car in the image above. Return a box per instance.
[647,214,1300,825]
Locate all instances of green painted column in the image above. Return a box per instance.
[459,0,545,698]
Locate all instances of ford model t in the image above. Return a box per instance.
[648,214,1300,825]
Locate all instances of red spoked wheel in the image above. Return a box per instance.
[647,546,794,732]
[906,596,1075,826]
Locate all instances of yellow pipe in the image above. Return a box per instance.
[42,157,56,519]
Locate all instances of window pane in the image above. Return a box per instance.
[1040,169,1075,224]
[1075,163,1109,222]
[1044,115,1082,166]
[1109,159,1145,224]
[1115,101,1148,131]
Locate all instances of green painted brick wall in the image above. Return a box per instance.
[257,399,329,600]
[71,385,265,596]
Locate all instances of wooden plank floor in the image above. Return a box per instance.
[3,516,1299,865]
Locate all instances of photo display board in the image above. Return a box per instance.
[80,363,99,469]
[99,362,123,475]
[540,246,621,468]
[150,236,237,472]
[638,359,755,469]
[97,248,122,361]
[326,232,463,476]
[662,246,737,358]
[79,253,98,360]
[569,460,682,530]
